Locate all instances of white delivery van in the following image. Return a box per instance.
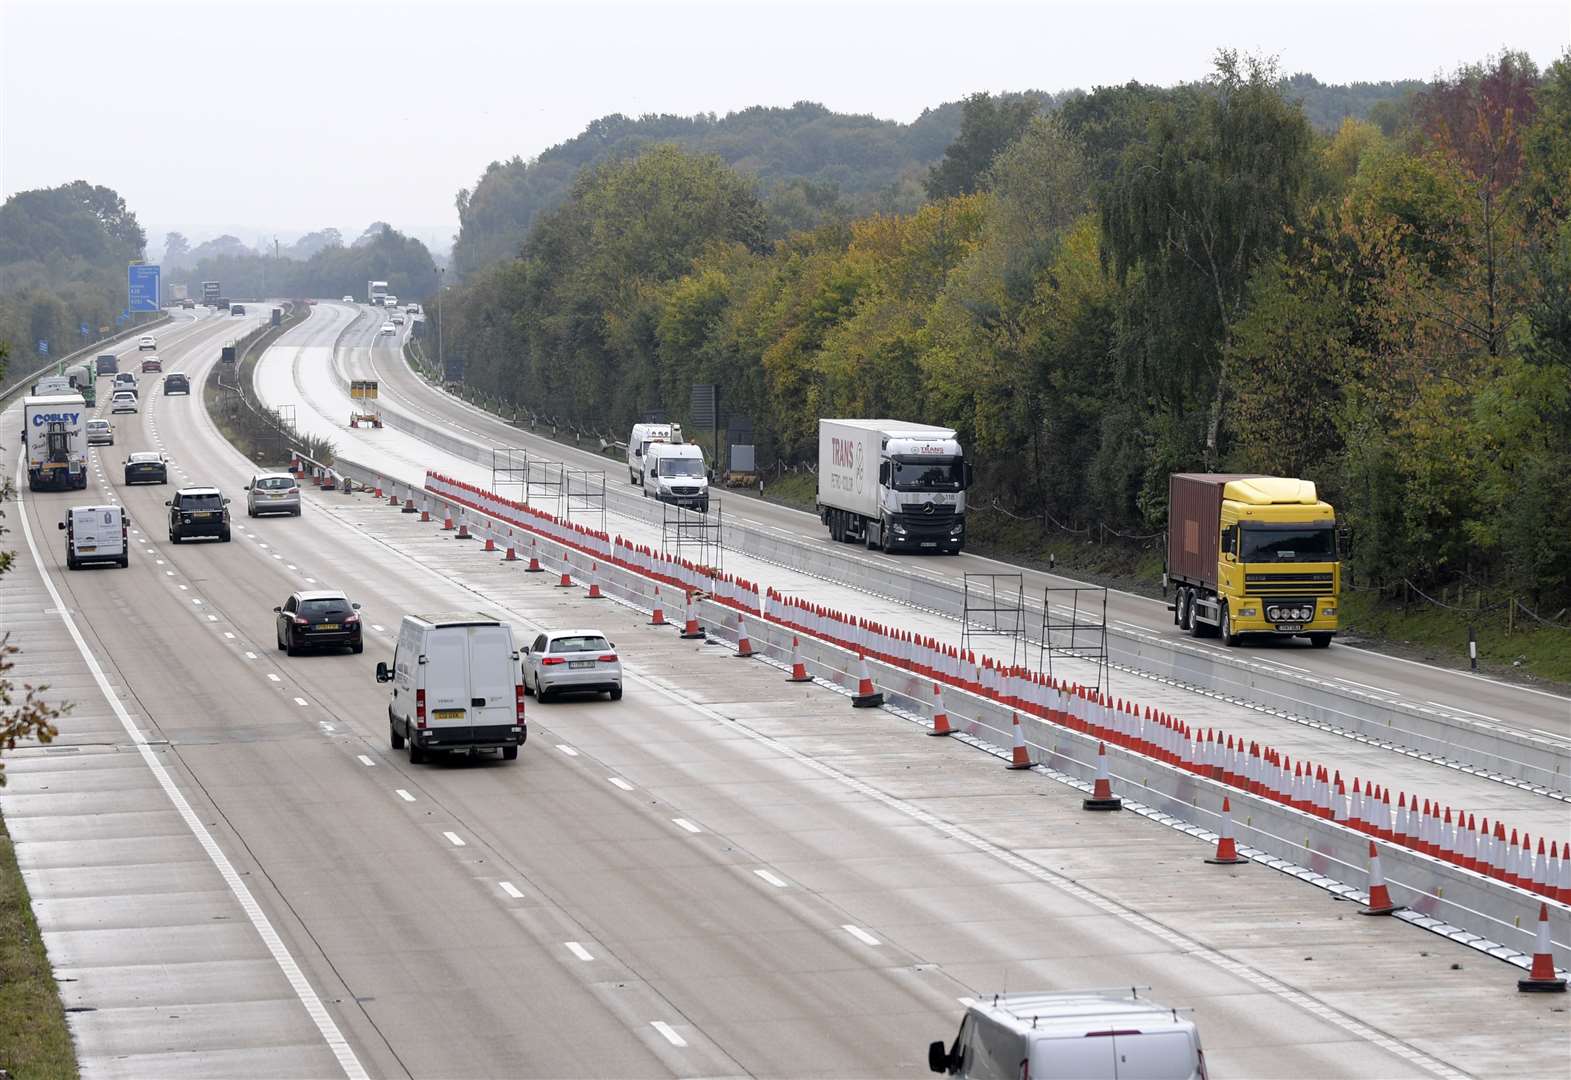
[58,505,129,570]
[376,613,526,763]
[929,990,1206,1080]
[642,442,709,512]
[626,422,681,484]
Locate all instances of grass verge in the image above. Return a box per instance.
[202,307,333,471]
[0,811,77,1079]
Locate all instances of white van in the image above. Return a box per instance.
[642,442,709,513]
[376,613,525,763]
[929,991,1206,1080]
[59,505,129,570]
[626,422,682,485]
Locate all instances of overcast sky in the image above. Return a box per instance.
[3,0,1566,252]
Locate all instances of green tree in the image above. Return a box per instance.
[925,93,1039,199]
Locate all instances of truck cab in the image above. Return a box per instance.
[817,419,972,554]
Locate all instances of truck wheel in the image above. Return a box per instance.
[408,738,427,765]
[1188,594,1209,638]
[1177,590,1191,631]
[1309,633,1333,649]
[67,554,78,571]
[390,722,405,750]
[1220,606,1238,647]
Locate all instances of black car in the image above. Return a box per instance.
[167,487,231,543]
[231,304,246,316]
[163,373,190,395]
[124,452,168,485]
[275,590,363,655]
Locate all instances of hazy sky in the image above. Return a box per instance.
[3,0,1566,251]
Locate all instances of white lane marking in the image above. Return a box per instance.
[356,755,375,767]
[555,744,579,757]
[1337,677,1397,696]
[164,568,172,574]
[395,789,416,802]
[244,651,257,660]
[259,542,269,548]
[753,869,788,888]
[842,924,881,946]
[1271,660,1313,673]
[179,584,188,591]
[1428,700,1504,724]
[272,553,281,560]
[443,831,466,847]
[266,673,281,682]
[305,577,316,584]
[650,1021,687,1047]
[223,631,235,639]
[371,624,385,632]
[206,614,218,622]
[13,465,370,1080]
[293,697,308,707]
[319,722,335,733]
[287,563,297,570]
[671,818,701,834]
[499,881,524,899]
[564,941,594,961]
[608,777,634,791]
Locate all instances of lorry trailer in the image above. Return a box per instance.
[816,419,971,553]
[1166,473,1340,647]
[22,393,88,491]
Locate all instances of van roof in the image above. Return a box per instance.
[405,612,505,629]
[647,442,702,456]
[971,991,1192,1036]
[69,504,122,516]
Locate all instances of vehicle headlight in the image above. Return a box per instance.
[950,523,964,535]
[1321,607,1335,616]
[892,523,907,535]
[1240,607,1257,617]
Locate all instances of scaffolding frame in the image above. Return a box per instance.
[660,496,722,572]
[960,572,1026,666]
[1037,586,1110,697]
[526,458,562,508]
[561,466,607,533]
[491,447,530,493]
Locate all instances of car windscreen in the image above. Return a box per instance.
[113,392,135,401]
[255,476,295,490]
[658,457,704,477]
[180,494,223,510]
[549,635,610,654]
[129,453,162,463]
[300,598,352,617]
[88,420,109,430]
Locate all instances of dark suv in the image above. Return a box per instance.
[167,487,232,543]
[163,373,190,395]
[275,590,363,655]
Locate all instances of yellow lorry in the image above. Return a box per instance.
[1166,473,1340,648]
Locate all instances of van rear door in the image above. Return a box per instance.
[73,508,123,558]
[466,624,516,737]
[1108,1029,1200,1079]
[423,628,471,734]
[1029,1033,1116,1079]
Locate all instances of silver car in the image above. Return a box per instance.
[522,629,623,702]
[87,419,114,445]
[245,471,301,517]
[110,390,138,414]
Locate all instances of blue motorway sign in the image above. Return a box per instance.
[37,339,48,356]
[128,263,161,312]
[80,322,91,337]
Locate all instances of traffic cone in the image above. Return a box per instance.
[388,487,400,505]
[483,529,497,553]
[650,587,667,626]
[441,508,455,531]
[1082,743,1122,810]
[1360,842,1401,916]
[419,499,431,523]
[402,495,417,514]
[525,539,543,572]
[927,682,952,736]
[785,636,812,682]
[1005,713,1031,769]
[455,514,472,540]
[502,539,518,561]
[1517,903,1567,992]
[1206,798,1247,864]
[556,559,573,588]
[734,615,754,658]
[587,564,603,599]
[680,592,705,640]
[851,654,883,708]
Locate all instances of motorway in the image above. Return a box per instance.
[2,306,1569,1078]
[326,305,1570,748]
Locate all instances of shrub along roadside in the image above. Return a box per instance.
[202,306,334,471]
[0,811,78,1079]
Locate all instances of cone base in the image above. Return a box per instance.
[1082,797,1123,811]
[786,673,813,683]
[524,565,544,573]
[650,617,667,626]
[401,506,418,514]
[1517,976,1567,993]
[734,649,754,659]
[1205,856,1248,865]
[680,630,706,640]
[927,727,952,737]
[852,693,885,709]
[1357,904,1401,916]
[1006,760,1033,771]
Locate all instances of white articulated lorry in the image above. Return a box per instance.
[22,393,88,491]
[816,418,972,553]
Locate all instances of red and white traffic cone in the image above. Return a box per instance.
[851,653,884,708]
[1360,841,1401,916]
[402,495,417,514]
[1206,798,1248,864]
[419,499,431,523]
[1082,743,1122,810]
[525,539,543,572]
[388,487,400,506]
[1005,713,1031,768]
[455,513,472,540]
[586,563,603,599]
[556,559,574,588]
[482,526,497,552]
[734,615,754,658]
[1518,902,1568,992]
[927,682,952,736]
[441,508,455,531]
[785,636,812,682]
[502,538,518,561]
[680,592,705,640]
[650,587,667,626]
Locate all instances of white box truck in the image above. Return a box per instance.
[816,418,971,553]
[367,280,389,306]
[22,393,88,491]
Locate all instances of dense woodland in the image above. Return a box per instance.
[163,223,439,305]
[436,52,1571,610]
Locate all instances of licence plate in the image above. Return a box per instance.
[1276,623,1304,632]
[569,660,595,669]
[920,542,937,548]
[79,545,96,552]
[193,512,214,519]
[432,708,465,719]
[316,623,339,631]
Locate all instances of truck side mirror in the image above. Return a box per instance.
[879,462,890,485]
[375,662,391,683]
[928,1041,949,1074]
[57,521,65,530]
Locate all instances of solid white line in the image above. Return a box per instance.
[564,941,594,961]
[12,467,369,1080]
[555,744,579,757]
[650,1021,687,1047]
[842,924,881,946]
[671,818,701,834]
[356,755,375,767]
[1337,677,1397,696]
[443,831,466,847]
[607,777,634,791]
[753,869,788,888]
